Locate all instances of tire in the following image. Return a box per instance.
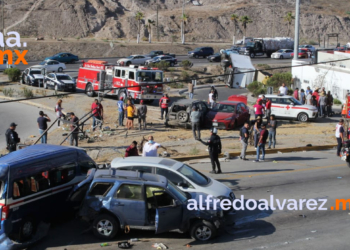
[58,67,63,72]
[297,112,308,122]
[194,55,199,59]
[280,55,284,59]
[250,53,255,58]
[190,220,216,241]
[18,217,36,241]
[126,61,131,66]
[177,111,189,123]
[92,214,119,240]
[86,83,96,97]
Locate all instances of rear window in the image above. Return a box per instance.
[89,182,113,197]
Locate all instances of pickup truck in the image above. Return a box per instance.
[145,50,176,58]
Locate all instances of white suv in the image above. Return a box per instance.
[261,94,318,122]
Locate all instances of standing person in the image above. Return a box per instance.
[253,116,263,149]
[300,89,306,104]
[37,111,51,144]
[306,86,313,96]
[117,97,125,127]
[188,81,194,99]
[209,86,218,101]
[190,106,201,140]
[55,99,65,127]
[69,112,79,147]
[278,83,288,95]
[335,119,345,156]
[137,100,147,130]
[125,99,135,130]
[142,136,167,157]
[253,100,264,119]
[5,123,20,153]
[253,123,269,162]
[307,50,311,59]
[199,128,222,174]
[91,99,103,131]
[318,92,327,118]
[306,91,312,105]
[208,89,216,108]
[293,88,299,100]
[267,115,277,149]
[159,93,170,120]
[239,122,249,161]
[326,91,334,117]
[125,141,139,157]
[265,98,271,123]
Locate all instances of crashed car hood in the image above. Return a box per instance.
[60,80,75,84]
[207,111,234,121]
[32,74,44,79]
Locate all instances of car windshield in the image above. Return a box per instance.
[211,103,235,113]
[137,71,163,82]
[246,42,255,48]
[177,164,210,186]
[277,50,284,53]
[289,97,302,105]
[30,70,42,75]
[39,61,47,65]
[194,48,201,52]
[167,181,188,203]
[57,75,73,80]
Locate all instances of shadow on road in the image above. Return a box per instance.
[226,168,295,174]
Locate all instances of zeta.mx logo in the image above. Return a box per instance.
[0,31,28,65]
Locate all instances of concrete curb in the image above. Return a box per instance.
[170,144,337,162]
[0,95,56,113]
[178,84,227,95]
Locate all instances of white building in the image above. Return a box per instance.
[292,51,350,103]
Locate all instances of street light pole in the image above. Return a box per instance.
[181,0,185,44]
[293,0,300,60]
[156,0,159,42]
[272,0,276,37]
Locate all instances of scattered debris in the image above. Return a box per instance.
[100,243,110,247]
[186,244,192,248]
[299,214,307,218]
[29,135,36,138]
[103,126,111,131]
[277,151,283,154]
[273,160,278,163]
[118,241,131,249]
[306,144,312,147]
[162,151,169,157]
[130,238,139,242]
[311,230,317,233]
[152,243,168,249]
[337,177,342,179]
[62,133,68,136]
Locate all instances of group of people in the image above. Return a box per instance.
[124,136,167,157]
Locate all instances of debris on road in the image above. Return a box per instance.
[299,214,307,218]
[311,230,317,233]
[337,177,342,179]
[153,243,168,249]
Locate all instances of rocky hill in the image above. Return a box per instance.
[4,0,350,43]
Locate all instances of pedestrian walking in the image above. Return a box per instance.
[69,112,79,147]
[125,141,139,157]
[318,92,327,117]
[55,99,66,127]
[326,91,333,117]
[253,123,269,162]
[190,106,201,139]
[267,115,277,149]
[137,100,147,130]
[188,81,194,99]
[125,99,135,130]
[117,96,125,127]
[300,89,306,104]
[5,122,20,153]
[91,99,103,131]
[208,89,216,108]
[265,98,271,123]
[239,122,249,161]
[253,116,263,148]
[253,100,264,119]
[278,83,288,95]
[293,88,299,100]
[159,94,170,120]
[142,136,167,157]
[307,50,311,59]
[37,111,51,144]
[209,85,218,100]
[199,128,222,174]
[335,119,345,156]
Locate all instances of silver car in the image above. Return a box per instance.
[111,157,235,201]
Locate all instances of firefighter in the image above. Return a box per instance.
[5,122,20,153]
[159,93,170,120]
[199,128,222,174]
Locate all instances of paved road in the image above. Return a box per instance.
[27,150,349,250]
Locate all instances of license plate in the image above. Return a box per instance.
[141,94,160,99]
[213,122,218,126]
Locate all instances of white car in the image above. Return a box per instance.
[299,45,316,52]
[261,94,318,122]
[33,60,66,72]
[117,55,151,66]
[111,157,235,201]
[271,49,294,59]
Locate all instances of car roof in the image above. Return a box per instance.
[51,73,69,76]
[263,94,293,98]
[29,66,44,70]
[111,157,183,171]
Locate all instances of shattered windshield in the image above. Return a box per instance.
[137,71,163,82]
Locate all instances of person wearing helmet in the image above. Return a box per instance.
[199,128,222,174]
[117,96,125,127]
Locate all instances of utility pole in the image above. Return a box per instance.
[272,0,276,37]
[181,0,185,44]
[156,0,159,42]
[293,0,300,60]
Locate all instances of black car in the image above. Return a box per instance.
[188,47,214,58]
[21,67,45,86]
[207,53,221,62]
[145,55,177,66]
[44,73,76,92]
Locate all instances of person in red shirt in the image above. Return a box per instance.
[265,98,271,122]
[159,94,170,120]
[125,141,139,157]
[91,99,103,131]
[253,100,264,119]
[253,123,269,162]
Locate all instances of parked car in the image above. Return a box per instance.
[165,99,209,128]
[145,55,177,66]
[21,66,45,86]
[117,55,151,66]
[207,53,221,62]
[299,45,315,52]
[44,52,79,63]
[72,169,224,241]
[271,49,294,59]
[220,47,240,56]
[111,157,235,201]
[44,73,76,92]
[188,47,214,58]
[144,50,176,58]
[33,60,66,72]
[259,94,318,122]
[207,101,250,130]
[291,48,309,58]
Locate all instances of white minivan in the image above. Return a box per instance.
[261,94,318,122]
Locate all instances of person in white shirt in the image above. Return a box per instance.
[306,92,312,105]
[278,83,288,96]
[142,136,167,157]
[208,90,215,108]
[335,119,345,156]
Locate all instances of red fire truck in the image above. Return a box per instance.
[76,60,164,101]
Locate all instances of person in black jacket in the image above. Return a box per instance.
[5,122,20,152]
[199,128,222,174]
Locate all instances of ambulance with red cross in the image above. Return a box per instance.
[261,94,318,122]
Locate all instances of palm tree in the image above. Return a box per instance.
[230,14,239,45]
[239,16,253,38]
[284,12,295,37]
[181,13,189,44]
[147,19,155,43]
[135,11,144,44]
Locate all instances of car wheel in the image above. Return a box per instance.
[126,61,131,66]
[92,214,119,240]
[177,110,189,123]
[58,67,63,72]
[297,112,308,122]
[190,220,216,241]
[280,55,284,59]
[86,83,96,97]
[18,217,36,241]
[195,55,199,59]
[250,53,255,58]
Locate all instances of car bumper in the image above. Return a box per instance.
[59,84,76,91]
[212,121,230,130]
[271,54,280,58]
